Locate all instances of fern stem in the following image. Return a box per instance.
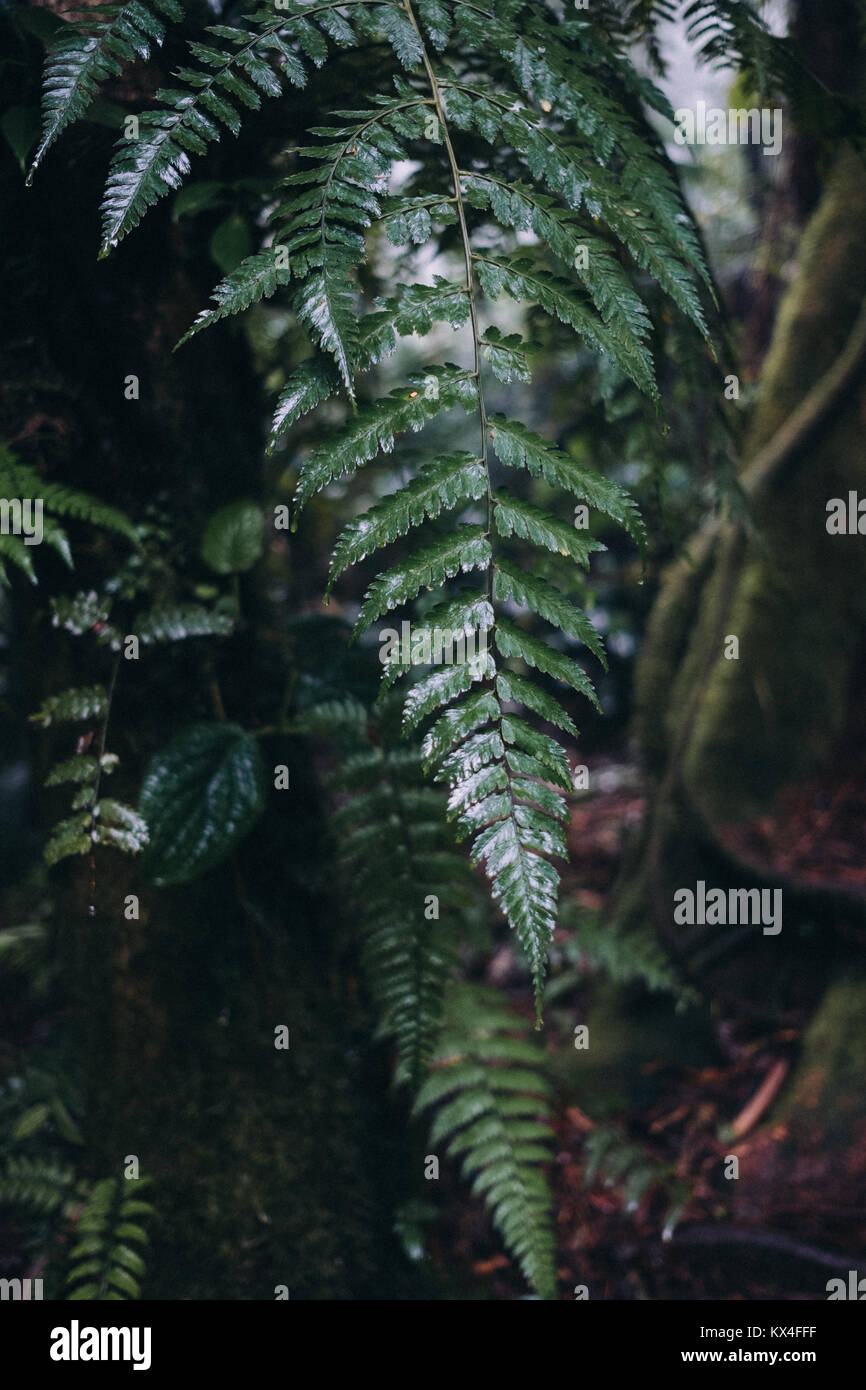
[402,1,491,522]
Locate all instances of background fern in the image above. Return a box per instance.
[304,695,472,1090]
[0,447,135,586]
[31,524,240,870]
[414,981,556,1300]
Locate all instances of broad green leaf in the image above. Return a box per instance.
[201,500,263,574]
[139,722,266,886]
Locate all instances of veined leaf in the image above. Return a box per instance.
[139,722,266,886]
[292,367,477,511]
[496,618,601,709]
[493,492,605,567]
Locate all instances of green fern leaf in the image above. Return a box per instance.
[98,16,307,254]
[355,526,491,632]
[177,248,296,345]
[416,0,451,51]
[493,492,606,567]
[30,686,108,728]
[493,559,607,665]
[28,0,183,183]
[489,416,646,552]
[495,617,601,710]
[475,255,658,403]
[328,453,485,592]
[421,690,500,769]
[292,367,477,509]
[414,982,556,1299]
[377,7,424,69]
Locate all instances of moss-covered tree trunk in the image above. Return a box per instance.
[1,21,413,1298]
[617,137,866,1234]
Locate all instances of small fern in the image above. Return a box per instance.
[544,905,698,1008]
[66,1177,153,1301]
[583,1122,691,1241]
[414,981,556,1299]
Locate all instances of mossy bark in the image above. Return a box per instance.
[1,55,412,1299]
[623,145,866,911]
[618,142,866,1185]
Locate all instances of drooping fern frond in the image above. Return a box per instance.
[27,0,184,183]
[38,3,719,1011]
[66,1176,154,1300]
[89,2,422,256]
[414,981,556,1299]
[272,8,712,1015]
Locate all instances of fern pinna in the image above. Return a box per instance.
[30,3,712,1010]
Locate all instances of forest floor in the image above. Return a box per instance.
[437,752,866,1302]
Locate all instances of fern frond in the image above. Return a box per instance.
[97,8,328,253]
[493,560,607,667]
[66,1177,153,1300]
[583,1122,691,1239]
[30,686,108,728]
[132,604,234,646]
[328,453,485,591]
[267,95,434,393]
[176,250,297,346]
[477,253,659,404]
[414,982,556,1299]
[0,1156,78,1215]
[545,903,698,1006]
[28,0,183,182]
[37,0,720,1016]
[0,451,136,587]
[489,416,647,552]
[355,526,491,633]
